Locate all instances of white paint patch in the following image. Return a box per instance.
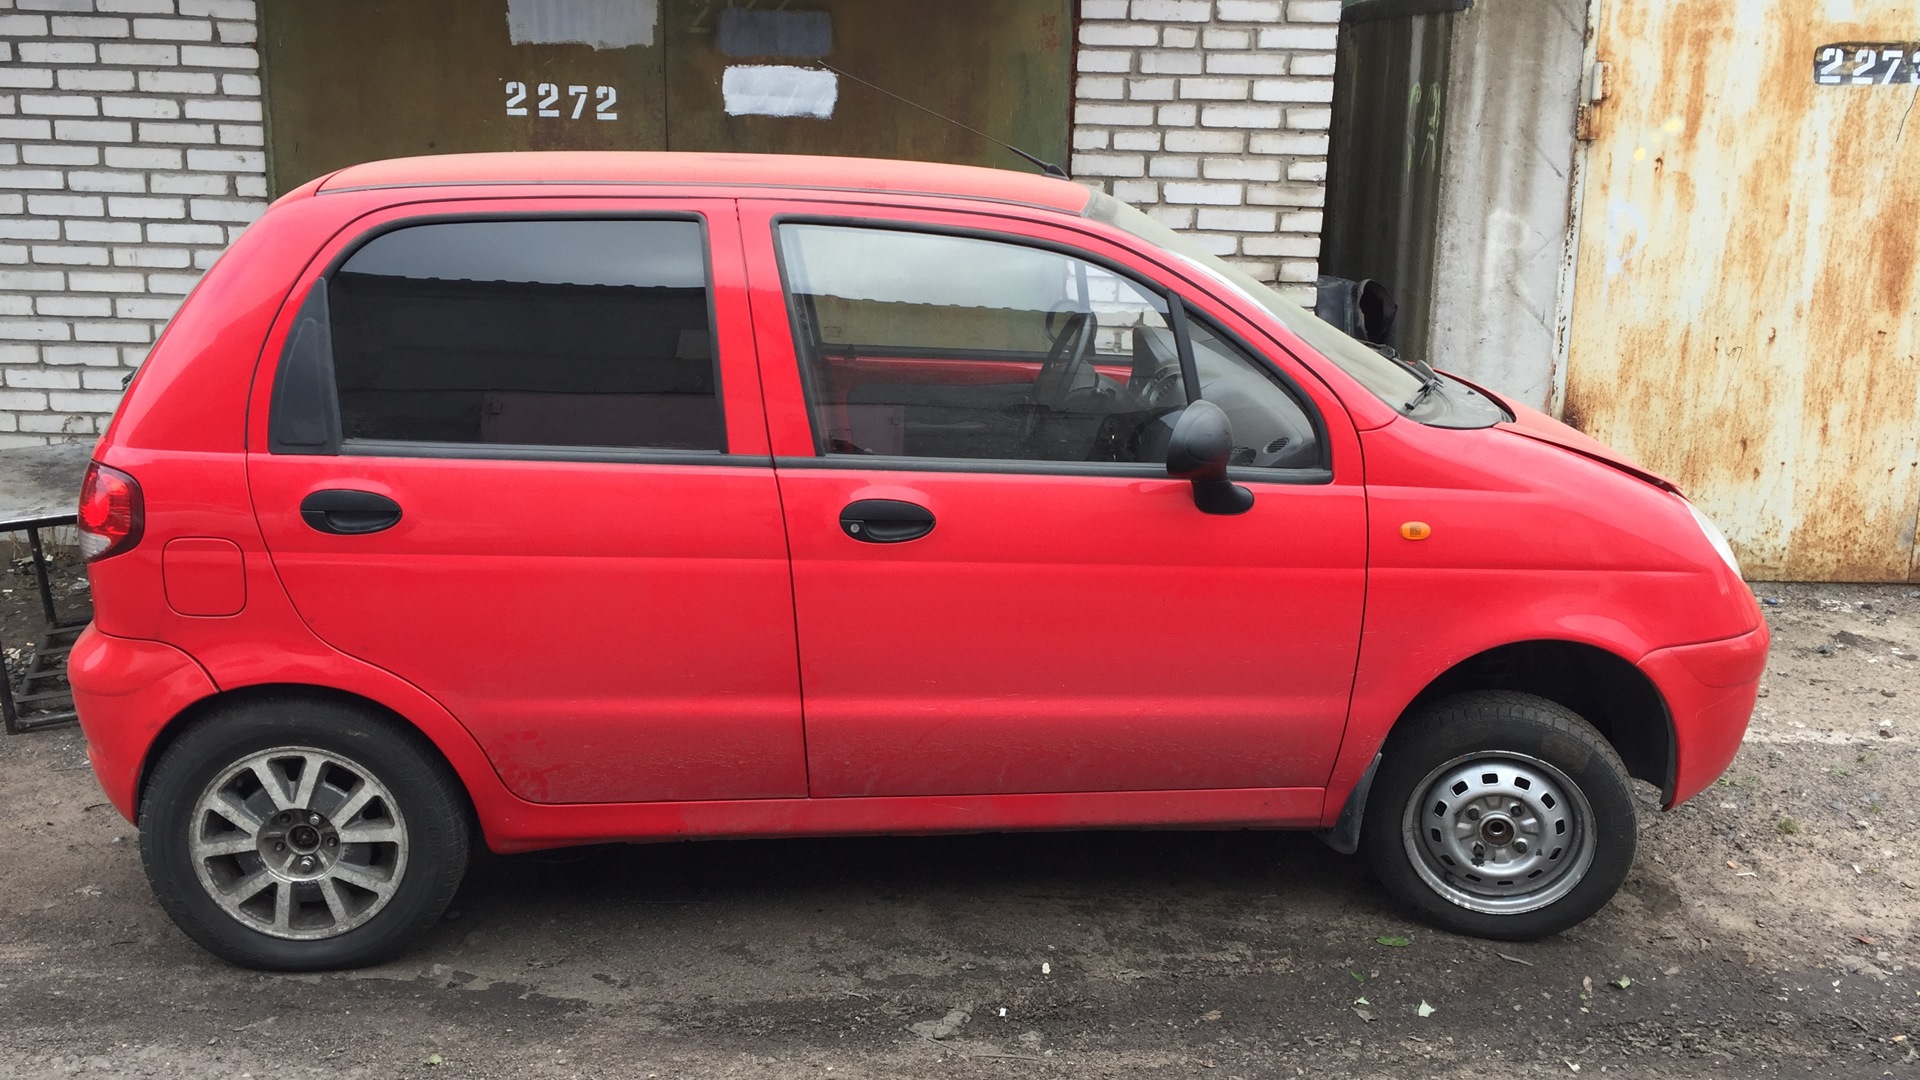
[722,65,837,119]
[506,0,656,50]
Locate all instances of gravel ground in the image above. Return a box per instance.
[2,554,1918,1078]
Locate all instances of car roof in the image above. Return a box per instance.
[316,151,1094,214]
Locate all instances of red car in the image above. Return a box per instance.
[69,153,1766,970]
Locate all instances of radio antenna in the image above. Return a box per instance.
[818,61,1069,179]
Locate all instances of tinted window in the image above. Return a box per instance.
[328,219,722,451]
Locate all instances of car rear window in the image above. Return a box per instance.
[321,218,722,451]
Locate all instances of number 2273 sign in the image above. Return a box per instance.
[1814,43,1920,85]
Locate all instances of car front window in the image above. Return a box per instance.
[1083,192,1427,407]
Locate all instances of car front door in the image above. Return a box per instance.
[741,200,1367,799]
[247,200,806,805]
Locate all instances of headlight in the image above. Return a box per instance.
[1686,501,1742,578]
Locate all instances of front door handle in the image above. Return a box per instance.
[300,489,402,535]
[840,499,934,544]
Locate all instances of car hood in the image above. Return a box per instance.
[1453,377,1683,496]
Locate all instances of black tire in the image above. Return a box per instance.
[138,695,469,971]
[1360,690,1637,940]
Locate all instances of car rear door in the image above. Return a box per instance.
[247,198,806,805]
[740,199,1368,799]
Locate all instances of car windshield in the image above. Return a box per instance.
[1084,192,1426,406]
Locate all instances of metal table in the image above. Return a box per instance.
[0,442,93,733]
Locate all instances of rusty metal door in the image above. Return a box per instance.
[260,1,1071,197]
[1562,1,1920,581]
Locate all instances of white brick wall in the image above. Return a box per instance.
[1072,0,1336,299]
[0,0,264,445]
[1,2,1337,441]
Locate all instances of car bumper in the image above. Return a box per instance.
[1640,622,1771,809]
[69,625,216,822]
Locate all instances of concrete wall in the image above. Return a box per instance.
[0,0,1339,442]
[1424,0,1586,410]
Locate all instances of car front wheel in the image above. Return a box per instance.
[138,697,468,970]
[1361,690,1638,940]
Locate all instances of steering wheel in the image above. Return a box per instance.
[1030,310,1095,413]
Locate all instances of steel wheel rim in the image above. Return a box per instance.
[1401,751,1596,916]
[187,746,409,941]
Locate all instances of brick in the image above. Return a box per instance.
[233,174,265,198]
[19,0,95,10]
[1201,103,1283,128]
[20,93,99,116]
[53,118,133,141]
[58,68,138,92]
[1287,0,1343,22]
[1247,183,1325,207]
[1258,25,1338,50]
[145,271,200,293]
[1148,156,1198,178]
[1146,206,1194,229]
[1278,210,1324,232]
[49,15,132,36]
[1075,75,1125,101]
[1080,23,1157,47]
[0,15,51,35]
[150,171,226,194]
[108,194,186,218]
[0,167,65,189]
[0,270,66,290]
[112,245,190,267]
[1203,156,1282,181]
[82,368,131,390]
[1112,130,1161,152]
[1206,53,1288,75]
[133,17,214,40]
[1242,233,1320,258]
[102,96,180,118]
[1162,182,1245,205]
[1289,53,1336,77]
[1179,77,1251,100]
[1286,107,1332,130]
[1202,27,1253,49]
[1249,131,1327,155]
[0,245,25,264]
[1081,0,1128,15]
[1277,259,1319,282]
[1110,179,1158,203]
[0,296,32,317]
[190,247,221,268]
[0,390,51,410]
[138,121,215,143]
[1070,153,1146,178]
[1125,77,1174,102]
[1165,129,1245,153]
[26,193,103,216]
[215,19,254,44]
[1130,0,1211,21]
[1253,78,1334,103]
[1216,0,1284,20]
[1071,128,1110,151]
[30,243,108,264]
[146,222,222,243]
[38,295,114,317]
[5,369,81,390]
[49,390,127,411]
[185,97,259,122]
[179,44,258,68]
[0,69,56,90]
[1074,103,1155,127]
[21,414,105,433]
[115,296,180,319]
[106,145,183,169]
[19,41,97,63]
[69,270,146,291]
[138,70,216,94]
[1286,159,1327,182]
[186,196,262,221]
[66,219,142,242]
[1197,208,1277,231]
[1139,50,1203,74]
[100,43,177,65]
[180,0,256,17]
[72,321,149,342]
[219,73,259,96]
[0,321,70,343]
[1161,27,1196,48]
[1184,232,1238,256]
[217,122,261,146]
[70,170,146,192]
[97,0,180,12]
[0,220,62,240]
[1076,48,1131,74]
[0,118,54,139]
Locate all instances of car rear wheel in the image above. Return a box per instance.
[1361,690,1637,940]
[139,696,468,970]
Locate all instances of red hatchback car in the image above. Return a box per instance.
[70,152,1766,970]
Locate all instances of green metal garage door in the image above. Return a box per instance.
[259,0,1072,196]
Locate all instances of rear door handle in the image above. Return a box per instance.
[300,489,402,535]
[840,499,934,544]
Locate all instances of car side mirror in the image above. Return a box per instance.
[1165,400,1254,515]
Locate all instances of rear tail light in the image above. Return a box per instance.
[77,462,143,562]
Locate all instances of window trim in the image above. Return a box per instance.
[268,210,738,460]
[768,214,1332,479]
